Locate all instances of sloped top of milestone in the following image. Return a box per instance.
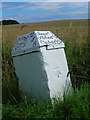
[12,31,65,57]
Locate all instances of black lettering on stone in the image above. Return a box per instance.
[31,37,36,43]
[33,41,37,46]
[40,40,45,44]
[30,35,33,37]
[46,32,49,35]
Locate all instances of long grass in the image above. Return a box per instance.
[2,20,90,119]
[2,84,90,119]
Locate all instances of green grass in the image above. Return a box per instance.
[53,84,90,119]
[2,100,53,118]
[2,20,90,119]
[2,84,90,119]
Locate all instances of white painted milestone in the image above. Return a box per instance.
[12,31,71,101]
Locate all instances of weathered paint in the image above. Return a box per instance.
[12,31,71,101]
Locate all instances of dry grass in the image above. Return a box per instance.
[2,20,88,46]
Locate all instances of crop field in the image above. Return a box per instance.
[2,20,88,43]
[2,20,90,119]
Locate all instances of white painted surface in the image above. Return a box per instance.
[13,52,50,100]
[40,47,71,99]
[12,31,71,101]
[11,31,64,57]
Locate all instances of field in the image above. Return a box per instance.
[2,20,90,119]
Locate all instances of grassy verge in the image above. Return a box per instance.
[2,84,90,119]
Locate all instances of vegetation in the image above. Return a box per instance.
[2,84,90,119]
[0,21,1,25]
[2,20,90,119]
[2,19,20,25]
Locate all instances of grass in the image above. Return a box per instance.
[2,20,90,119]
[53,84,90,119]
[2,84,90,119]
[2,100,53,118]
